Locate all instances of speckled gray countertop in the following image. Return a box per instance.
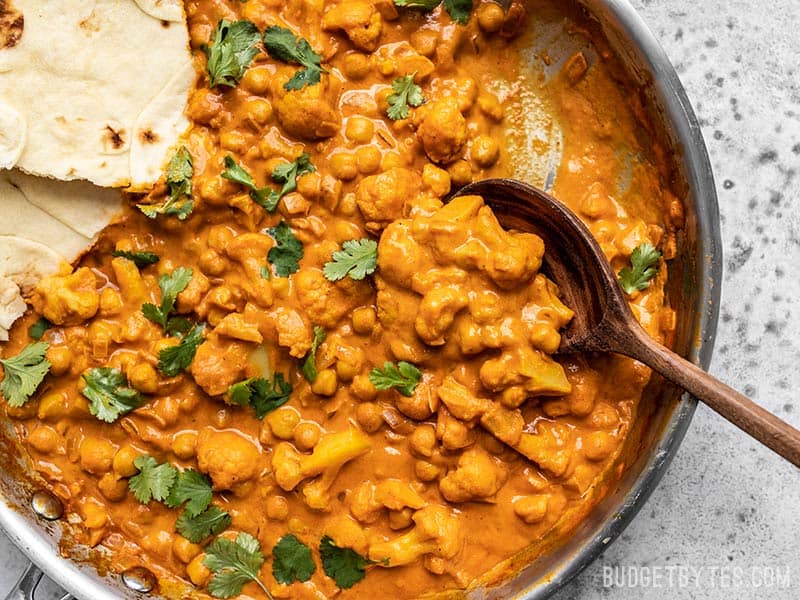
[2,1,800,598]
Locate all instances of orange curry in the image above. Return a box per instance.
[0,0,683,598]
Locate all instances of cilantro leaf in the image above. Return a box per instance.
[386,74,425,120]
[267,222,303,277]
[0,342,51,407]
[128,456,178,504]
[262,26,325,91]
[157,323,205,377]
[301,326,326,383]
[205,20,262,88]
[204,532,272,599]
[166,469,213,517]
[443,0,473,24]
[272,534,316,585]
[28,318,52,341]
[323,239,378,282]
[111,250,160,268]
[369,361,422,397]
[165,317,193,338]
[138,146,194,220]
[320,535,376,589]
[221,155,277,211]
[81,367,143,423]
[176,505,232,544]
[142,267,193,331]
[618,242,662,294]
[228,373,292,419]
[270,153,315,206]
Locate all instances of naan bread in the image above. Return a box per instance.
[0,0,193,190]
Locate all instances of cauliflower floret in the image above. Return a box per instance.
[355,168,421,228]
[271,69,341,140]
[414,98,467,164]
[439,446,507,503]
[322,0,383,51]
[350,479,427,524]
[265,306,313,358]
[272,428,371,510]
[414,286,468,345]
[196,428,262,490]
[214,312,263,343]
[295,268,368,329]
[436,376,492,421]
[30,267,99,326]
[190,334,252,396]
[368,505,462,567]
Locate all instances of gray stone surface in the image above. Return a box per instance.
[2,1,799,598]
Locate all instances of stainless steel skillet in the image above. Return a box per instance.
[0,0,721,598]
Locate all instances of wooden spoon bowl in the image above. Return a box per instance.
[456,178,800,467]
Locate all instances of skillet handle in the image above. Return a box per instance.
[3,563,75,600]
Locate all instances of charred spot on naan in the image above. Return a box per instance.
[0,0,23,49]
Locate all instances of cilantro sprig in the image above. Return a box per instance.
[128,456,178,504]
[142,267,193,332]
[320,536,380,589]
[177,505,232,544]
[111,250,160,268]
[369,361,422,397]
[267,222,303,277]
[0,342,51,407]
[228,373,292,419]
[81,367,143,423]
[323,239,378,282]
[157,323,205,377]
[223,153,315,213]
[205,20,262,88]
[301,326,326,383]
[386,74,425,120]
[204,532,273,599]
[618,242,662,294]
[393,0,473,24]
[138,146,194,220]
[272,534,316,585]
[269,153,315,207]
[166,469,214,517]
[262,26,325,91]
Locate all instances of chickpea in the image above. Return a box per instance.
[27,426,61,454]
[220,130,248,153]
[513,495,549,524]
[388,507,414,530]
[345,116,375,144]
[266,407,300,440]
[294,422,321,451]
[187,554,211,587]
[82,503,108,529]
[296,171,322,200]
[409,424,436,458]
[333,221,365,244]
[244,98,273,127]
[342,53,372,80]
[207,225,235,251]
[351,306,376,334]
[356,146,382,174]
[338,192,358,216]
[530,322,561,354]
[200,177,229,206]
[470,135,500,168]
[477,1,506,33]
[112,446,139,478]
[330,153,359,181]
[589,403,620,430]
[478,93,504,121]
[350,374,377,401]
[172,431,198,460]
[336,359,360,382]
[98,473,128,502]
[266,496,290,521]
[448,159,473,186]
[380,152,404,171]
[311,369,339,396]
[355,402,383,433]
[79,438,117,475]
[410,29,439,57]
[173,536,202,564]
[99,288,123,317]
[584,431,616,462]
[45,346,72,377]
[241,66,271,95]
[422,164,451,197]
[199,249,226,276]
[415,459,440,482]
[129,363,159,394]
[271,276,290,298]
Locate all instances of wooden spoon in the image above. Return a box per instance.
[455,178,800,467]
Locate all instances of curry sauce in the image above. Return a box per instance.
[0,1,682,598]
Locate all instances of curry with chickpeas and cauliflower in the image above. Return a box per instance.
[0,0,684,597]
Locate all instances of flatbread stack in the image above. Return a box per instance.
[0,0,194,339]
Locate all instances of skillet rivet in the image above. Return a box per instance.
[31,490,63,521]
[122,567,156,593]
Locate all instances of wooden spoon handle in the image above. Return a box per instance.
[623,328,800,467]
